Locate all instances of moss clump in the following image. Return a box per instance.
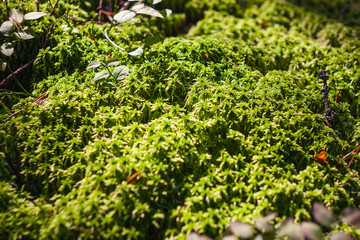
[1,0,360,239]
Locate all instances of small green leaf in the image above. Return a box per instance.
[161,9,172,17]
[132,4,163,18]
[24,12,47,20]
[107,61,121,67]
[113,65,129,80]
[0,21,14,36]
[9,9,24,24]
[1,62,7,71]
[87,60,101,69]
[128,47,143,56]
[114,10,136,24]
[62,25,71,31]
[1,43,14,57]
[94,70,110,81]
[15,30,35,40]
[131,18,141,23]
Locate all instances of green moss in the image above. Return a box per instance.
[1,0,360,239]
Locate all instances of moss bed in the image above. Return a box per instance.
[1,0,360,239]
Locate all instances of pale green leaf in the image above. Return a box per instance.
[130,18,141,23]
[107,61,121,67]
[15,27,36,40]
[162,9,172,17]
[128,47,143,56]
[113,65,129,80]
[1,62,7,71]
[1,43,14,57]
[9,9,24,24]
[0,21,14,36]
[94,70,110,81]
[24,12,47,20]
[132,4,163,18]
[87,60,101,69]
[15,31,34,40]
[114,10,136,24]
[62,25,71,31]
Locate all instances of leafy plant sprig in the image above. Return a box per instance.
[86,59,129,85]
[89,0,172,82]
[0,9,47,70]
[0,9,46,52]
[105,0,172,56]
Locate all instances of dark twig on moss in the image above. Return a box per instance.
[120,1,131,11]
[42,23,54,49]
[0,59,36,89]
[36,0,40,12]
[5,92,48,121]
[98,0,103,23]
[318,70,336,128]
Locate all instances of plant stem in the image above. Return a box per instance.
[7,65,33,96]
[0,89,31,97]
[114,0,119,15]
[5,0,10,16]
[102,63,117,81]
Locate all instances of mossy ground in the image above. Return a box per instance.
[1,0,360,239]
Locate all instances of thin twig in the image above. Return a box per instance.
[98,0,103,23]
[347,146,360,168]
[6,92,48,121]
[0,59,36,89]
[65,16,87,23]
[339,145,360,168]
[228,60,240,67]
[54,12,102,23]
[49,0,60,17]
[36,0,40,12]
[42,23,54,49]
[120,1,131,11]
